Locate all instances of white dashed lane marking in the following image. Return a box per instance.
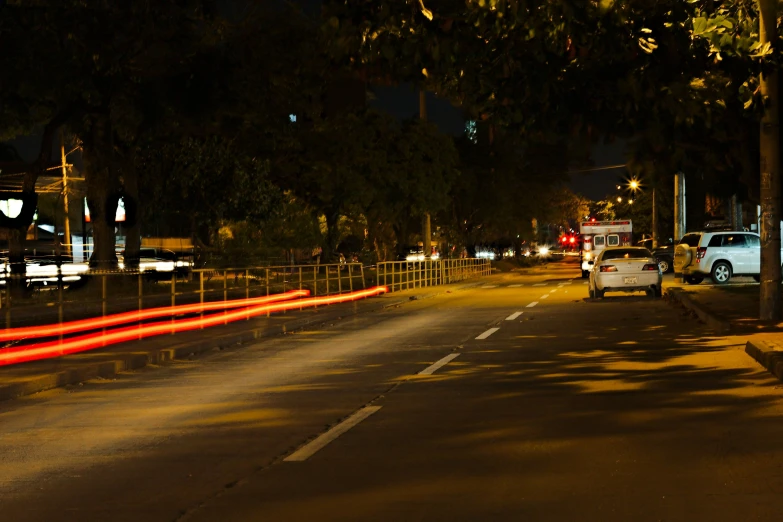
[505,311,523,321]
[481,285,498,289]
[533,283,547,287]
[419,353,461,375]
[541,294,549,299]
[476,327,500,340]
[508,284,523,288]
[285,406,382,462]
[526,302,539,308]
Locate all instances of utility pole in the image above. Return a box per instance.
[419,89,432,259]
[758,0,781,322]
[674,172,686,241]
[651,187,658,249]
[60,131,72,258]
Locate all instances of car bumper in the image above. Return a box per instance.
[596,272,661,291]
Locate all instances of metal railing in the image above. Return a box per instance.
[377,258,491,292]
[0,262,366,335]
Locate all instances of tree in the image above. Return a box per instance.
[137,136,282,256]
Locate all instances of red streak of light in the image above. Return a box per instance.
[0,290,310,342]
[0,287,388,367]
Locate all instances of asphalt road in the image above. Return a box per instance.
[2,259,783,521]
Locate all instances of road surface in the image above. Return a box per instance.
[2,260,783,521]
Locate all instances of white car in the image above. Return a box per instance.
[673,231,767,285]
[588,246,662,298]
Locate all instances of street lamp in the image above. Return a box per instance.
[628,177,657,248]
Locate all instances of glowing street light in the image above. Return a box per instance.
[617,196,623,203]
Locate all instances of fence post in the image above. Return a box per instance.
[223,269,228,325]
[348,264,354,293]
[246,269,251,320]
[139,272,143,339]
[313,266,317,309]
[266,268,270,317]
[338,265,343,294]
[199,271,204,330]
[326,265,330,296]
[361,263,366,290]
[58,269,64,344]
[171,271,176,334]
[4,275,9,330]
[102,274,107,346]
[299,266,303,311]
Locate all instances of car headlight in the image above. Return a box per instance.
[538,247,549,256]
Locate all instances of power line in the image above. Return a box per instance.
[568,164,627,174]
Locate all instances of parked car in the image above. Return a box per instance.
[588,246,662,298]
[673,231,765,285]
[638,238,675,273]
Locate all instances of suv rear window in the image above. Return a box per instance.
[679,234,701,247]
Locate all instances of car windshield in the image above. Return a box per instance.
[679,234,701,247]
[602,248,651,260]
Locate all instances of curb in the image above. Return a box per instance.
[746,339,783,382]
[0,297,408,402]
[665,288,731,334]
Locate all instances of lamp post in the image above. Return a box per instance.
[628,178,656,248]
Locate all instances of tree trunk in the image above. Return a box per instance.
[7,227,29,298]
[759,0,781,322]
[123,161,141,271]
[322,210,340,264]
[83,116,119,270]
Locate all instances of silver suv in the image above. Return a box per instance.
[673,231,761,284]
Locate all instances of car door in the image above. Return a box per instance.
[720,234,747,273]
[743,234,761,274]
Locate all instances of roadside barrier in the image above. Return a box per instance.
[377,258,491,292]
[0,286,388,367]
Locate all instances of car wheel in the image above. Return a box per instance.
[684,275,704,285]
[711,261,732,285]
[657,258,671,273]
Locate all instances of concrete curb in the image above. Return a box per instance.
[0,297,408,402]
[665,288,731,334]
[745,339,783,382]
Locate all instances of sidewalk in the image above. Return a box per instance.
[664,276,783,381]
[0,281,484,401]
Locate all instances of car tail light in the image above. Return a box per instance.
[599,265,617,272]
[696,247,707,263]
[642,264,658,271]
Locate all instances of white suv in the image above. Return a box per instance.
[673,231,761,284]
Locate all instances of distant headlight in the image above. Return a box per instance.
[538,247,550,256]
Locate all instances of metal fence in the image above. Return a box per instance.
[377,258,491,292]
[1,262,365,332]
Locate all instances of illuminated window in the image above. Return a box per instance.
[465,120,477,144]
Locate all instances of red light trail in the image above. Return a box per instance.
[0,286,388,367]
[0,290,310,342]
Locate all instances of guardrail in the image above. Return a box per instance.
[377,259,491,292]
[0,263,365,334]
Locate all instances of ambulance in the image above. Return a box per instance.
[579,220,633,278]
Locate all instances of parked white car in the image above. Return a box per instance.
[673,231,763,285]
[588,246,662,298]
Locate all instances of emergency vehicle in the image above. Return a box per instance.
[579,220,633,278]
